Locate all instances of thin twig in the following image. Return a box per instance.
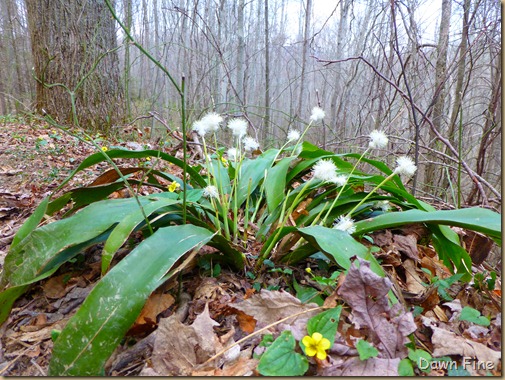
[313,55,490,205]
[198,305,325,368]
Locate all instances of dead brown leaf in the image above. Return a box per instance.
[147,303,222,376]
[229,289,319,340]
[393,234,419,261]
[429,324,501,374]
[321,356,401,376]
[338,258,416,359]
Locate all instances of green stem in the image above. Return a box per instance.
[346,173,395,218]
[320,148,370,225]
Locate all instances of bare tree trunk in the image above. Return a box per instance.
[297,0,312,121]
[25,0,124,131]
[424,0,452,195]
[123,0,132,119]
[466,57,501,205]
[236,0,246,109]
[263,0,271,144]
[447,0,470,143]
[329,0,349,138]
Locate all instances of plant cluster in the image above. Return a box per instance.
[0,106,500,375]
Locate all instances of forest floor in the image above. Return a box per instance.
[0,120,501,376]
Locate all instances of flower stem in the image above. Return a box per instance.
[346,173,395,218]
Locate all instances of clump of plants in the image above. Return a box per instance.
[0,105,500,375]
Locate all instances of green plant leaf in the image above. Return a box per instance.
[48,225,214,376]
[398,358,415,376]
[101,195,178,274]
[306,306,342,348]
[293,278,324,306]
[356,339,379,360]
[459,306,490,326]
[265,156,295,212]
[297,226,371,271]
[55,149,206,193]
[236,149,278,206]
[408,348,432,373]
[10,196,49,249]
[0,194,183,322]
[257,330,308,376]
[354,208,501,243]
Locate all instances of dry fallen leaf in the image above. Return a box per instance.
[146,303,222,376]
[230,289,319,340]
[321,356,401,376]
[338,258,417,359]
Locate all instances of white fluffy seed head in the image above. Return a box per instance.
[394,156,417,177]
[227,148,238,161]
[333,216,356,234]
[227,118,248,139]
[243,136,260,152]
[331,175,348,187]
[203,185,219,199]
[287,129,301,142]
[192,112,223,136]
[310,106,326,122]
[368,130,389,149]
[312,159,337,182]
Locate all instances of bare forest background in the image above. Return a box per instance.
[0,0,501,208]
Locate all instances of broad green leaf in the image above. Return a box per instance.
[459,306,490,326]
[257,330,308,376]
[356,339,379,360]
[293,278,324,305]
[265,156,295,212]
[354,208,501,243]
[297,226,368,270]
[306,306,342,348]
[48,225,214,376]
[398,358,415,376]
[0,285,30,325]
[343,153,406,190]
[205,234,245,270]
[408,348,432,373]
[55,149,206,193]
[236,149,278,206]
[11,196,49,249]
[209,158,231,195]
[431,231,472,280]
[101,196,178,274]
[1,195,164,288]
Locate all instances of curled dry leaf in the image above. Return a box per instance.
[337,258,416,359]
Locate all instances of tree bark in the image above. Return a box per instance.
[25,0,124,131]
[263,0,271,144]
[424,0,452,194]
[297,0,312,122]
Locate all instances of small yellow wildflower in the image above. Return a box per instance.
[305,267,312,274]
[146,157,151,161]
[302,332,331,360]
[168,181,180,192]
[220,156,228,166]
[101,146,108,152]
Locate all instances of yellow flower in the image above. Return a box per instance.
[220,156,228,166]
[168,181,180,192]
[302,332,331,360]
[145,157,151,161]
[305,267,312,274]
[101,146,108,152]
